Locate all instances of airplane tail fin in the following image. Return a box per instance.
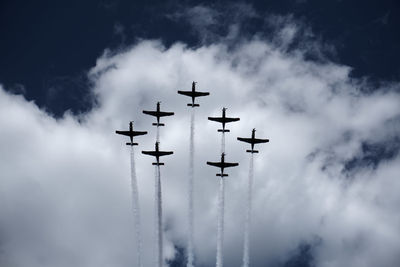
[152,162,165,166]
[152,123,165,126]
[187,103,200,107]
[218,129,230,133]
[246,149,258,153]
[126,142,138,146]
[216,173,228,177]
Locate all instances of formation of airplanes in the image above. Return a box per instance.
[116,81,269,173]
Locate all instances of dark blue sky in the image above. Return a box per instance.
[1,0,399,117]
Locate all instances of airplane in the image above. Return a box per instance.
[208,107,240,132]
[115,121,147,146]
[207,153,239,177]
[142,142,173,166]
[177,81,210,107]
[143,101,174,126]
[237,128,269,153]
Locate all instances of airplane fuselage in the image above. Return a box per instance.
[142,142,173,166]
[115,121,147,146]
[143,102,174,127]
[177,81,210,107]
[207,153,239,177]
[208,107,240,132]
[237,129,269,153]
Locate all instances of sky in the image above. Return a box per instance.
[1,1,400,267]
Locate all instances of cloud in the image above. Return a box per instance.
[113,22,127,45]
[1,13,400,267]
[166,3,258,45]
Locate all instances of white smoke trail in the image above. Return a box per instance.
[215,131,226,267]
[156,125,160,143]
[221,132,225,155]
[154,166,158,267]
[216,176,225,267]
[154,165,163,267]
[157,165,163,267]
[242,153,254,267]
[187,108,195,267]
[129,146,143,267]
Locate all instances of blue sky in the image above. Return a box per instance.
[1,1,400,267]
[1,0,399,116]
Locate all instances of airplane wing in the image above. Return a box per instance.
[237,137,253,144]
[158,111,174,117]
[223,162,239,168]
[194,91,210,97]
[207,161,223,168]
[208,117,224,123]
[115,130,131,136]
[143,110,158,117]
[132,131,147,137]
[252,138,269,144]
[142,151,158,157]
[158,151,173,156]
[224,117,240,123]
[177,90,194,97]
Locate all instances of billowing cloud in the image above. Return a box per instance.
[1,13,400,267]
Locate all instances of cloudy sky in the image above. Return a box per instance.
[1,1,400,267]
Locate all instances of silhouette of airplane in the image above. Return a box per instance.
[115,121,147,146]
[207,153,239,177]
[208,107,240,132]
[178,81,210,107]
[237,128,269,153]
[142,142,173,166]
[143,101,174,126]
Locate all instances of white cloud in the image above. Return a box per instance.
[1,19,400,267]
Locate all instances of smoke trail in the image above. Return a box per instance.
[156,125,160,143]
[187,108,195,267]
[242,153,254,267]
[155,125,161,266]
[130,146,143,267]
[216,132,226,267]
[221,132,225,155]
[216,177,225,267]
[157,166,163,267]
[154,165,163,267]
